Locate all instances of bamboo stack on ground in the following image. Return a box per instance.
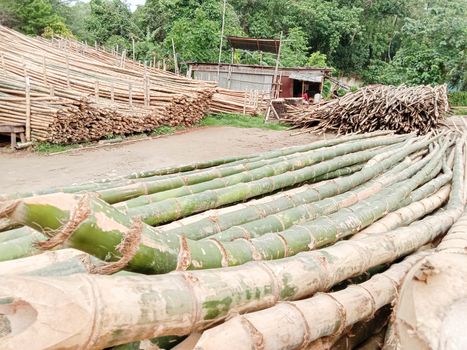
[384,144,467,349]
[0,132,466,350]
[0,26,264,143]
[0,25,216,143]
[280,84,450,135]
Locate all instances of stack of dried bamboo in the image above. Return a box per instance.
[210,88,268,115]
[280,84,450,135]
[0,26,216,143]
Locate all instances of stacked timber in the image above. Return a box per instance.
[0,26,215,143]
[1,131,467,349]
[280,84,450,135]
[47,36,269,118]
[210,87,269,115]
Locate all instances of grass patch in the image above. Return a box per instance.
[34,142,81,154]
[200,114,288,130]
[150,126,177,136]
[452,107,467,116]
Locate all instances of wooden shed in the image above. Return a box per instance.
[188,63,331,98]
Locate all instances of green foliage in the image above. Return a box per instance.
[150,126,176,136]
[200,114,288,130]
[449,92,467,107]
[34,142,80,154]
[306,51,328,68]
[1,0,72,37]
[2,0,465,90]
[362,0,466,89]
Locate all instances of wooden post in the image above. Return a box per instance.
[144,63,149,107]
[42,56,47,85]
[217,0,227,80]
[94,80,99,102]
[186,65,192,79]
[271,32,283,99]
[25,76,31,141]
[111,84,114,102]
[65,54,70,88]
[129,82,133,109]
[163,58,167,71]
[50,85,55,97]
[243,91,247,115]
[171,39,179,74]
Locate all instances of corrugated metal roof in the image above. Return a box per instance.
[227,36,281,54]
[289,72,324,83]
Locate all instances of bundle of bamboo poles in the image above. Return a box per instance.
[210,87,269,115]
[280,84,450,135]
[0,131,466,350]
[0,26,217,143]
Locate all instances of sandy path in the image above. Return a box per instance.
[0,127,324,194]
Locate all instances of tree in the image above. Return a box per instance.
[1,0,72,37]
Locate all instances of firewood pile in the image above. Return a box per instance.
[0,26,217,143]
[280,84,450,135]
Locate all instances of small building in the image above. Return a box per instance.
[188,63,331,99]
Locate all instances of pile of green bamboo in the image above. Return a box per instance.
[0,131,466,350]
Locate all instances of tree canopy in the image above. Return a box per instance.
[0,0,465,89]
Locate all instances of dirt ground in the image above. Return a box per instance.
[0,126,325,194]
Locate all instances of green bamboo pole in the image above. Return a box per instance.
[0,228,46,262]
[0,140,449,275]
[128,135,437,227]
[0,193,462,349]
[0,226,36,243]
[353,185,451,238]
[158,151,426,241]
[193,251,430,350]
[115,135,406,208]
[0,248,98,276]
[0,132,391,202]
[125,132,393,179]
[204,151,436,242]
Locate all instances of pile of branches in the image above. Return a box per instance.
[1,131,466,350]
[281,84,450,134]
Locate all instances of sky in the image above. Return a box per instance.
[125,0,146,11]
